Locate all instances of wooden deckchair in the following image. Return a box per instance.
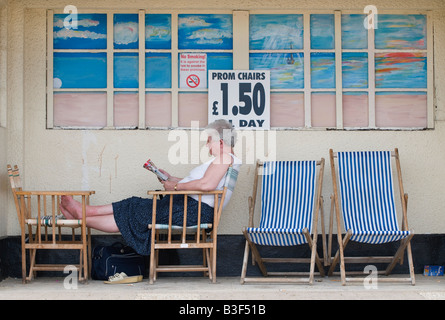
[240,159,327,284]
[7,164,95,283]
[147,165,238,284]
[328,149,415,285]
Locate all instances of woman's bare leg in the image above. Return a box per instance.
[85,216,119,233]
[60,195,113,219]
[60,195,119,232]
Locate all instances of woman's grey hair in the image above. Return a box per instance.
[205,119,237,148]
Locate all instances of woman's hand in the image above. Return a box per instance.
[161,179,177,191]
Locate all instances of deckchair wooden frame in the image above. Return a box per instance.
[240,159,327,285]
[327,149,415,286]
[7,165,95,283]
[147,166,236,284]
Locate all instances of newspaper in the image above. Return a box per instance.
[143,159,169,181]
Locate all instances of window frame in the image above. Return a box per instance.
[46,9,434,130]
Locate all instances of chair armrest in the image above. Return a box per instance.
[14,191,95,196]
[147,190,223,196]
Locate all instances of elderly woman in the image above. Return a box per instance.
[60,119,241,255]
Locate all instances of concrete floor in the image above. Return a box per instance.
[1,274,444,300]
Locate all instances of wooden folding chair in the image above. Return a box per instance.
[147,165,239,284]
[7,165,95,283]
[240,159,327,284]
[328,149,415,285]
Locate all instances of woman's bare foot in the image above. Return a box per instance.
[60,195,82,219]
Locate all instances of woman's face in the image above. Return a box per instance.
[206,136,221,156]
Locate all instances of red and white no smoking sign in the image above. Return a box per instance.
[186,74,200,88]
[180,53,207,89]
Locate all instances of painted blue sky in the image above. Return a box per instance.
[146,14,171,49]
[375,14,427,49]
[114,14,138,49]
[311,53,335,89]
[178,14,233,50]
[311,14,335,49]
[250,53,304,89]
[342,52,368,88]
[54,14,107,49]
[342,14,368,49]
[53,52,107,88]
[249,14,304,50]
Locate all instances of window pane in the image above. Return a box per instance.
[270,93,304,127]
[114,14,138,49]
[114,53,138,88]
[178,14,233,50]
[207,53,233,72]
[342,52,368,89]
[145,14,171,49]
[375,53,427,88]
[311,92,336,127]
[250,53,304,89]
[54,53,107,89]
[249,14,304,50]
[146,53,171,88]
[54,92,107,127]
[114,92,138,127]
[178,92,208,127]
[342,14,368,49]
[375,15,427,50]
[375,92,427,127]
[53,14,107,49]
[310,14,335,49]
[343,92,368,127]
[311,52,335,89]
[146,92,172,127]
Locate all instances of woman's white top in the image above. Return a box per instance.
[179,153,241,208]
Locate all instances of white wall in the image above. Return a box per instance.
[3,0,445,237]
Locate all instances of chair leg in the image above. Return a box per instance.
[385,233,414,277]
[240,240,250,284]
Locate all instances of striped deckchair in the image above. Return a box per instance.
[328,149,415,285]
[240,159,327,284]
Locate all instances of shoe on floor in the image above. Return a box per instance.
[104,272,143,284]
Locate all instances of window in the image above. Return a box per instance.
[249,11,432,129]
[47,9,432,130]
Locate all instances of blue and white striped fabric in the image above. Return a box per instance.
[337,151,411,244]
[247,161,317,246]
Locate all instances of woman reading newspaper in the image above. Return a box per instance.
[59,119,241,256]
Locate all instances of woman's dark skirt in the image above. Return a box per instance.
[112,195,214,256]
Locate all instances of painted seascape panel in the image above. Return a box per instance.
[375,14,426,50]
[178,14,232,50]
[249,14,304,50]
[250,53,304,89]
[311,53,335,89]
[53,13,107,49]
[146,92,172,127]
[343,92,368,128]
[114,52,138,88]
[114,92,139,127]
[53,52,107,89]
[375,53,427,88]
[54,92,107,127]
[146,14,171,49]
[270,93,305,128]
[342,14,368,49]
[114,14,138,49]
[146,53,172,88]
[311,92,336,127]
[342,52,368,89]
[310,14,335,49]
[375,92,427,128]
